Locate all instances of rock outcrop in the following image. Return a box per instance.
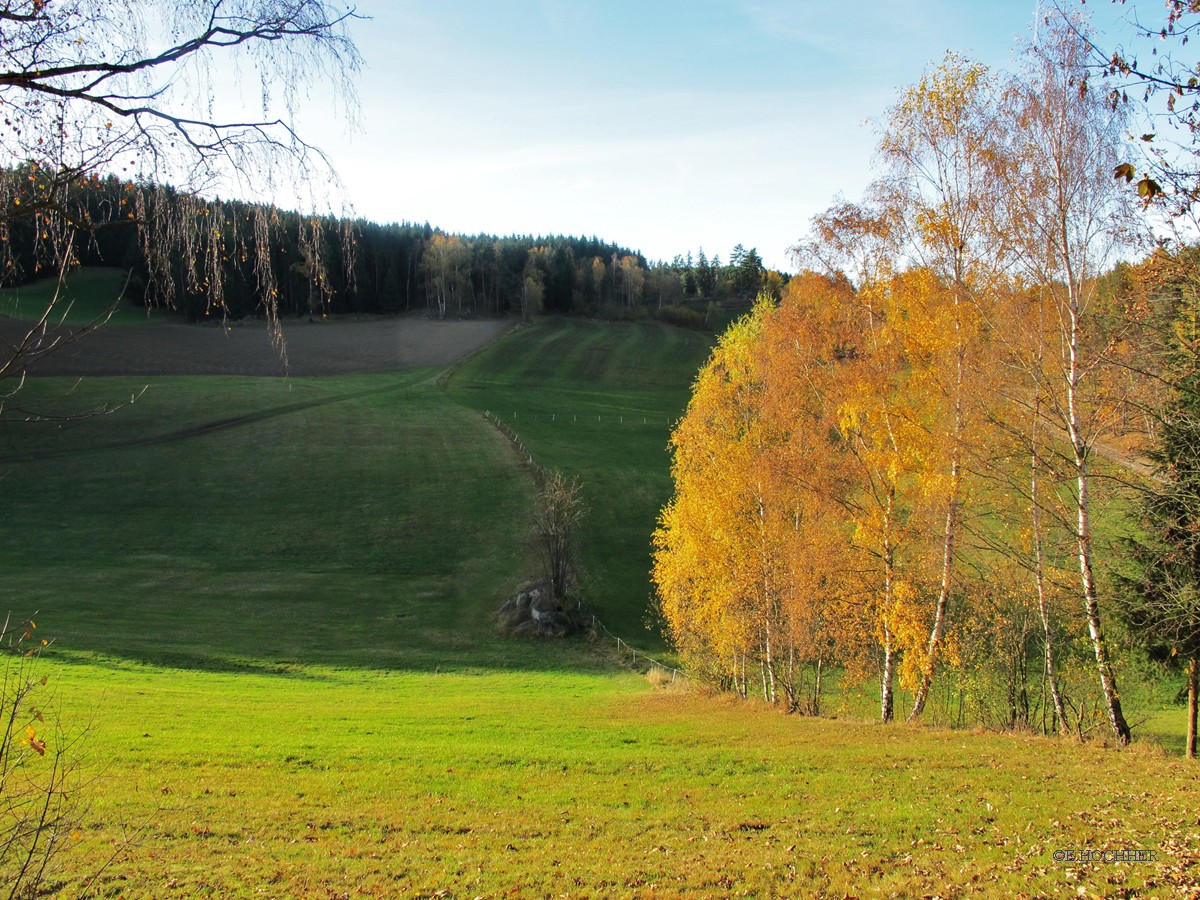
[497,579,586,638]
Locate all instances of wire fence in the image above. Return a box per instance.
[484,410,551,484]
[492,410,675,427]
[481,409,686,684]
[589,614,686,683]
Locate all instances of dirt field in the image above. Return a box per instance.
[0,314,513,377]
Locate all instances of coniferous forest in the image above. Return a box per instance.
[0,174,784,324]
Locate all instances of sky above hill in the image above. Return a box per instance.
[298,1,1138,271]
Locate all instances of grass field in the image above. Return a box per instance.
[48,666,1200,898]
[2,315,1198,897]
[1,370,563,673]
[446,318,713,648]
[0,268,171,326]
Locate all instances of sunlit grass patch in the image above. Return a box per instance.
[41,662,1200,898]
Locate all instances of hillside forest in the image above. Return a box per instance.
[653,23,1200,755]
[0,174,783,326]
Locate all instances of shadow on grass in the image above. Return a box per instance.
[0,379,417,464]
[47,628,637,679]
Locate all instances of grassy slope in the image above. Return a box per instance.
[445,317,713,649]
[1,372,576,672]
[1,319,1197,897]
[0,267,172,325]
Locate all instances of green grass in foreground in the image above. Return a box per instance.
[40,662,1200,898]
[0,267,171,325]
[446,318,713,649]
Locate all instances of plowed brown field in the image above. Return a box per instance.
[0,314,512,376]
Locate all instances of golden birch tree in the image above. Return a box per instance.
[875,53,997,722]
[758,273,863,711]
[822,267,949,723]
[989,18,1136,744]
[654,294,847,704]
[654,304,773,690]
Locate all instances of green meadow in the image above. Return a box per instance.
[1,317,1198,897]
[445,319,711,644]
[0,267,169,326]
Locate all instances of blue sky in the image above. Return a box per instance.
[306,1,1135,271]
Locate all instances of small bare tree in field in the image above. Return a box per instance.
[533,471,586,607]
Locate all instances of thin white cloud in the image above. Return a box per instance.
[736,0,1034,69]
[735,0,844,49]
